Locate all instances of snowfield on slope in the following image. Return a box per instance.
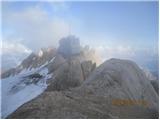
[1,60,53,118]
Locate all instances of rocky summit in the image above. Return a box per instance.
[58,35,81,58]
[1,36,159,119]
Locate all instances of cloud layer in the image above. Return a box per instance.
[2,41,32,55]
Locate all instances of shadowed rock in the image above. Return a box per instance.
[150,80,159,94]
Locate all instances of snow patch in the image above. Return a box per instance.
[2,79,46,118]
[1,67,50,118]
[39,68,48,76]
[50,57,56,63]
[1,56,56,118]
[38,50,43,57]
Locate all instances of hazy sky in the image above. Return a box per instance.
[2,1,158,64]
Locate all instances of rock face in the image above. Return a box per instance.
[79,59,158,110]
[21,47,56,69]
[58,35,81,58]
[47,54,66,73]
[8,59,159,119]
[47,58,84,91]
[47,57,96,91]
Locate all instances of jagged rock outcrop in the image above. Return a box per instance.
[47,58,84,91]
[1,47,57,79]
[45,36,98,91]
[58,35,81,58]
[47,57,96,91]
[8,59,159,119]
[1,36,102,79]
[18,47,56,70]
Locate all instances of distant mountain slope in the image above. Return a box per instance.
[1,54,54,118]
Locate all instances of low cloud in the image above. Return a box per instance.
[2,41,32,55]
[95,45,136,61]
[95,45,158,78]
[1,40,32,71]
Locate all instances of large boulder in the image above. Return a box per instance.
[79,58,158,110]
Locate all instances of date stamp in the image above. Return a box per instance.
[112,99,148,106]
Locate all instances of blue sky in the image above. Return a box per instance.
[2,1,159,72]
[2,1,158,50]
[70,2,158,48]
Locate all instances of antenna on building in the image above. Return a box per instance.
[68,22,71,36]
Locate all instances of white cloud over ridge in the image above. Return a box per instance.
[1,40,32,71]
[96,45,135,60]
[2,41,32,55]
[95,44,158,62]
[1,2,71,71]
[3,3,71,51]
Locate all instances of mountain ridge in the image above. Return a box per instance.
[1,36,159,118]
